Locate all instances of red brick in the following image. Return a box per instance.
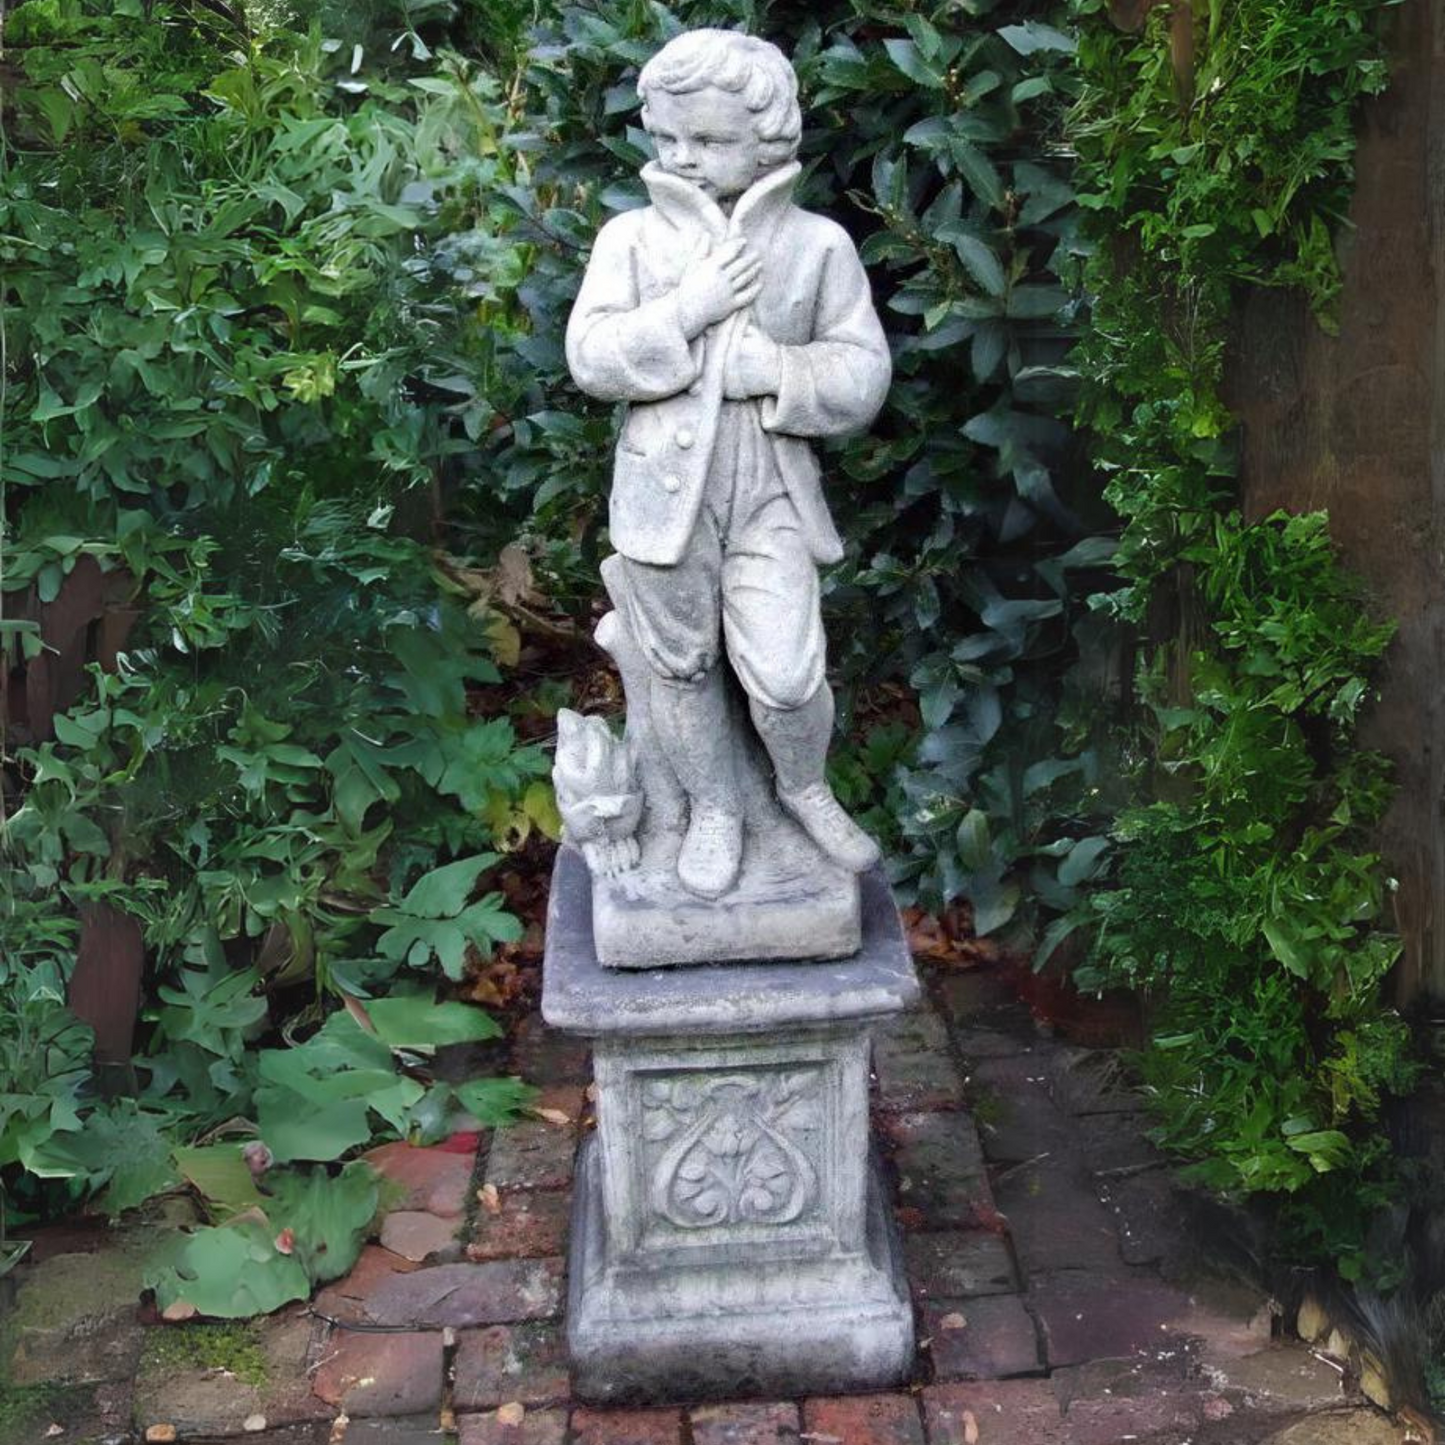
[883,1111,993,1230]
[380,1210,460,1263]
[925,1295,1042,1380]
[364,1142,475,1217]
[801,1393,923,1445]
[468,1190,571,1261]
[313,1246,420,1325]
[363,1259,564,1328]
[1026,1269,1191,1369]
[311,1330,444,1417]
[688,1400,800,1444]
[568,1406,684,1445]
[452,1324,569,1410]
[920,1381,1066,1445]
[904,1232,1016,1300]
[458,1407,568,1445]
[484,1119,578,1192]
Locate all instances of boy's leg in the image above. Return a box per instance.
[619,545,745,899]
[722,493,880,873]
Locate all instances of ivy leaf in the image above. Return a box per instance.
[264,1162,379,1284]
[365,995,503,1048]
[997,21,1077,56]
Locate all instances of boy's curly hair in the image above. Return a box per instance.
[638,30,802,167]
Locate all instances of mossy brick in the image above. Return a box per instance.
[360,1260,564,1327]
[2,1250,146,1388]
[882,1111,992,1230]
[134,1309,330,1437]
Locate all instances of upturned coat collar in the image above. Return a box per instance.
[640,160,802,252]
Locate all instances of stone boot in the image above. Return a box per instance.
[776,782,880,873]
[651,668,745,898]
[752,684,881,873]
[677,802,746,898]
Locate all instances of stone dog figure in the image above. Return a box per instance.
[564,29,892,906]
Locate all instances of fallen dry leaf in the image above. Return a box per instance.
[478,1183,502,1215]
[584,1082,599,1103]
[160,1300,198,1323]
[939,1312,968,1331]
[439,1407,456,1432]
[963,1409,980,1445]
[243,1415,267,1433]
[496,1402,525,1427]
[529,1107,572,1128]
[145,1427,177,1444]
[328,1413,350,1445]
[44,1426,63,1438]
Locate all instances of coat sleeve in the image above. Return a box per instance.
[565,215,701,404]
[761,227,893,439]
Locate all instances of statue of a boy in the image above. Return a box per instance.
[565,29,892,904]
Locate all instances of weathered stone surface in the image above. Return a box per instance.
[1204,1344,1345,1413]
[933,970,1020,1024]
[544,852,920,1038]
[361,1260,564,1328]
[458,1407,569,1445]
[904,1232,1017,1299]
[379,1210,459,1263]
[1061,1392,1206,1445]
[1027,1269,1192,1368]
[363,1142,474,1217]
[800,1393,924,1445]
[920,1381,1067,1445]
[925,1295,1042,1381]
[567,1137,913,1403]
[882,1110,991,1230]
[311,1330,444,1418]
[339,1416,452,1445]
[995,1161,1122,1276]
[589,825,863,968]
[313,1246,420,1326]
[133,1312,330,1437]
[969,1056,1077,1166]
[483,1119,578,1193]
[452,1324,569,1411]
[688,1400,801,1445]
[468,1189,572,1261]
[1166,1277,1277,1361]
[568,1406,685,1445]
[2,1249,145,1386]
[872,1010,965,1112]
[1260,1410,1415,1445]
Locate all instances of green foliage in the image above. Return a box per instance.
[0,0,549,1242]
[1067,0,1416,1274]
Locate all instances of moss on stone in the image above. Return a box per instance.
[137,1321,268,1389]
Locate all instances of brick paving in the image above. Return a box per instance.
[0,962,1418,1445]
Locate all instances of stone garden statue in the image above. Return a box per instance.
[542,31,918,1400]
[556,28,894,966]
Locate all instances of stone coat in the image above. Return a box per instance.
[566,161,893,568]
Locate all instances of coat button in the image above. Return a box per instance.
[675,427,695,450]
[662,473,682,493]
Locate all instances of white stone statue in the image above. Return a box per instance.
[557,29,893,965]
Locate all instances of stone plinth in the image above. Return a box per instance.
[542,846,919,1403]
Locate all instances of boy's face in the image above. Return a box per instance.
[645,86,766,202]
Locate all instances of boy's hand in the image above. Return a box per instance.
[723,324,783,400]
[675,238,762,337]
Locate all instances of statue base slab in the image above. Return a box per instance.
[543,847,920,1403]
[582,824,862,969]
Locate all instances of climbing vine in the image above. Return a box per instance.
[1063,0,1416,1276]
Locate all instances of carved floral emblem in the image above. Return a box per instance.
[641,1070,823,1230]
